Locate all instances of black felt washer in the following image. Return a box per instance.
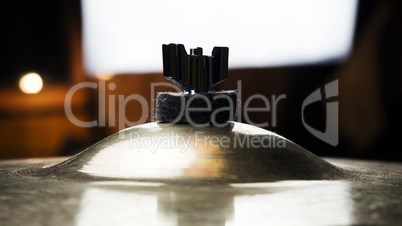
[156,91,237,125]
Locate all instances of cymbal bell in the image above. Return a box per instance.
[42,122,349,183]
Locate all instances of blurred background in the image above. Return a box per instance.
[1,0,401,161]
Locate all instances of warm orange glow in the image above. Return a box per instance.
[19,72,43,94]
[95,72,114,81]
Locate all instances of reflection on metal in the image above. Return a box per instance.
[228,181,352,225]
[75,188,158,226]
[46,122,348,182]
[1,156,402,225]
[0,118,400,225]
[74,181,351,226]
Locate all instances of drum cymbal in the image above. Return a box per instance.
[1,122,402,225]
[1,157,402,225]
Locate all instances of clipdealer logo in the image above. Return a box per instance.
[302,79,339,146]
[64,79,339,146]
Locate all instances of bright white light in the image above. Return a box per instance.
[227,181,353,226]
[76,188,160,226]
[19,72,43,94]
[82,0,358,74]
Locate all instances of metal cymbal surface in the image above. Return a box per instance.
[43,122,348,183]
[1,122,402,225]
